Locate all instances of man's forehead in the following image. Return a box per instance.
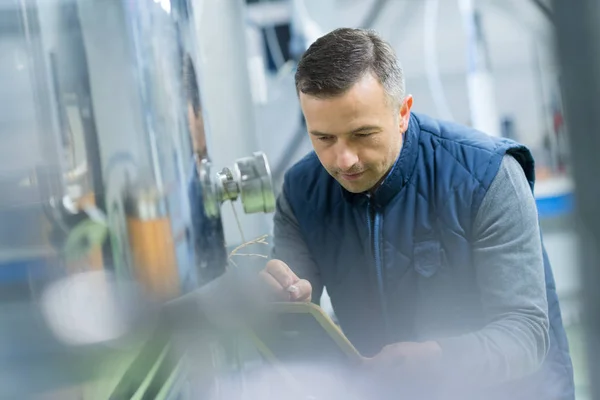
[301,88,390,134]
[301,74,385,101]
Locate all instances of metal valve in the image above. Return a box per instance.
[199,152,276,218]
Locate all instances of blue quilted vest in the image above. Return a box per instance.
[283,113,574,398]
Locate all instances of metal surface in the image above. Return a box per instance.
[199,158,222,220]
[0,0,276,397]
[236,152,276,214]
[552,0,600,398]
[124,187,169,221]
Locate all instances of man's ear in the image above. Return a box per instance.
[399,95,413,132]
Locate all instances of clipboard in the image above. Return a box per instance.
[238,302,365,399]
[247,301,363,366]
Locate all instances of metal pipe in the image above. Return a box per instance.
[359,0,389,31]
[191,0,270,243]
[552,1,600,398]
[272,114,306,189]
[458,0,500,136]
[531,0,554,24]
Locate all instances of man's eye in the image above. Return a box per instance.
[318,136,334,142]
[355,133,372,138]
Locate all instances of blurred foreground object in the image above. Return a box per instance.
[0,0,276,397]
[553,1,600,399]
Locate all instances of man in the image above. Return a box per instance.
[260,28,574,399]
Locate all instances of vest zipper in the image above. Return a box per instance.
[367,200,390,335]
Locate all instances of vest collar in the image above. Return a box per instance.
[341,113,420,207]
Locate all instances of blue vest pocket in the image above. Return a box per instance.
[413,240,443,278]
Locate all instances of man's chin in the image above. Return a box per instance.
[337,179,371,194]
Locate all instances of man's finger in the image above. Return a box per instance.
[265,259,299,288]
[259,270,289,301]
[288,278,312,302]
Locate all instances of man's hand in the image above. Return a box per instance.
[362,341,442,381]
[356,341,443,398]
[259,259,312,302]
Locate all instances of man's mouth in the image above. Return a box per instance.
[340,171,365,181]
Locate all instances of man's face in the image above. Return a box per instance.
[300,73,413,193]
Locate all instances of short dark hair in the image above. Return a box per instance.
[183,54,201,117]
[295,28,405,106]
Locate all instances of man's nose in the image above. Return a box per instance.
[336,146,359,171]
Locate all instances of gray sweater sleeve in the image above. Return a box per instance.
[270,189,324,303]
[437,155,550,383]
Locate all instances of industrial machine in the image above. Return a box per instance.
[0,0,286,398]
